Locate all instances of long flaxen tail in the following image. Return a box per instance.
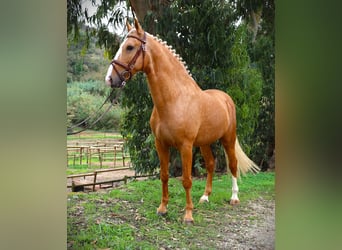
[225,138,260,178]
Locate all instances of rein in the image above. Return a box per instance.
[67,87,120,135]
[109,32,146,88]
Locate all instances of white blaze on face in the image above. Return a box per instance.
[104,37,127,86]
[105,64,114,86]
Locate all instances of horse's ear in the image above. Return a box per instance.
[134,17,143,34]
[126,20,132,32]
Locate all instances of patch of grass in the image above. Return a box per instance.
[68,172,275,249]
[66,164,97,175]
[67,130,122,140]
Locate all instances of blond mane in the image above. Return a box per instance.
[150,34,193,77]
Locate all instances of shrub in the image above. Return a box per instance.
[67,81,123,131]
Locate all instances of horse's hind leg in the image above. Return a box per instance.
[199,145,215,203]
[221,137,240,205]
[155,139,170,215]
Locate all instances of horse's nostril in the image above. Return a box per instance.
[105,76,113,86]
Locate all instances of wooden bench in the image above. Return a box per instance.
[68,167,131,192]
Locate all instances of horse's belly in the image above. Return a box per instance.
[151,114,200,146]
[193,110,229,146]
[193,124,226,146]
[152,119,226,147]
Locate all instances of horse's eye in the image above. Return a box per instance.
[126,45,134,51]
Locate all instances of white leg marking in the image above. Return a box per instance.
[200,195,209,202]
[230,176,239,201]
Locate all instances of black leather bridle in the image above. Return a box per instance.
[109,32,146,88]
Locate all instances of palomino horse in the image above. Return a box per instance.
[105,18,260,224]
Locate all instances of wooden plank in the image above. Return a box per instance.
[94,167,130,173]
[67,174,156,189]
[72,178,128,188]
[67,172,95,179]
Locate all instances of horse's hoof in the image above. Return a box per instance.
[199,195,209,203]
[157,211,167,216]
[184,219,194,225]
[229,199,240,205]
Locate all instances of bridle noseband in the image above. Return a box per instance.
[110,32,146,88]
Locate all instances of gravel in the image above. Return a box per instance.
[216,198,275,250]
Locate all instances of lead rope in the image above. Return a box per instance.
[67,88,120,135]
[68,89,113,130]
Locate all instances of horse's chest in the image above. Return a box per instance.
[151,120,182,144]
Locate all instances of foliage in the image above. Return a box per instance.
[250,5,275,169]
[67,0,84,42]
[67,28,110,82]
[67,0,125,60]
[67,172,275,249]
[237,0,275,169]
[67,81,123,131]
[249,34,275,169]
[227,25,263,155]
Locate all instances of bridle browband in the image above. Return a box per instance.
[110,32,146,88]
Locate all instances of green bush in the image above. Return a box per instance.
[67,81,122,131]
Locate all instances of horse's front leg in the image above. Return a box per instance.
[180,143,194,224]
[155,139,170,215]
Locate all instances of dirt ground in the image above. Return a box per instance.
[217,198,275,249]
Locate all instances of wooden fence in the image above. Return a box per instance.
[67,139,130,168]
[66,138,151,192]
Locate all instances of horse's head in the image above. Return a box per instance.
[105,18,146,88]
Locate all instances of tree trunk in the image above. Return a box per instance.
[129,0,150,22]
[249,8,263,43]
[129,0,172,32]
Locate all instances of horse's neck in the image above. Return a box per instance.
[144,35,201,109]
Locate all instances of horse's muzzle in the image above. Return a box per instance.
[105,75,113,87]
[105,75,125,88]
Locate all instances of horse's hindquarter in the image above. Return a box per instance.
[194,90,235,146]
